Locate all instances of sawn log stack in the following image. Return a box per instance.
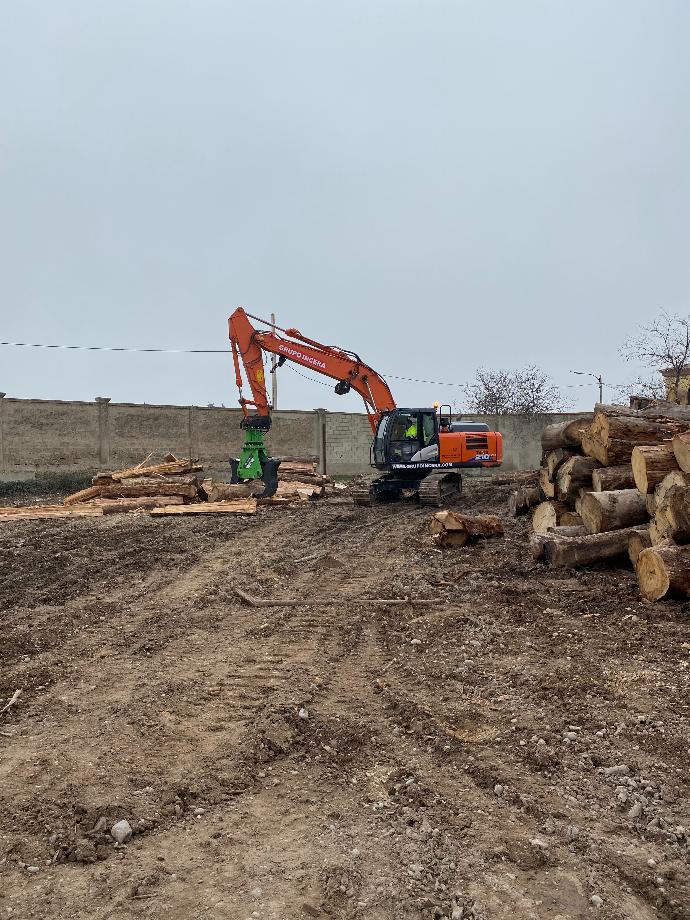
[519,401,690,602]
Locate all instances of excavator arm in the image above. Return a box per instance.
[228,307,396,431]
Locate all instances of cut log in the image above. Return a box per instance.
[663,490,690,541]
[0,503,103,521]
[541,525,648,568]
[276,480,325,500]
[532,501,571,534]
[672,431,690,473]
[430,511,504,547]
[649,510,676,546]
[555,456,600,505]
[100,496,185,514]
[538,467,556,499]
[655,470,690,506]
[508,486,541,516]
[631,444,678,494]
[545,449,575,482]
[646,493,657,516]
[591,465,635,492]
[628,529,652,568]
[110,458,203,480]
[560,511,583,526]
[151,499,257,516]
[637,544,690,601]
[594,402,690,422]
[581,431,638,466]
[63,484,104,506]
[590,412,685,446]
[530,524,588,559]
[201,479,253,502]
[579,490,649,534]
[541,416,593,451]
[99,482,199,500]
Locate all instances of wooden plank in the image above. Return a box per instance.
[151,499,257,516]
[0,507,104,521]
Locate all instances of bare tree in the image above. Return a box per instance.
[620,311,690,402]
[615,374,667,402]
[463,366,566,416]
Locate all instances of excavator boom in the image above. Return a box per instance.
[229,307,395,431]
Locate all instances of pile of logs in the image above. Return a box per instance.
[523,402,690,601]
[0,454,332,523]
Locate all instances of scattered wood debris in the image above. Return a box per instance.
[1,455,337,523]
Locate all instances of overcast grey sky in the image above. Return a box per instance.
[1,0,689,412]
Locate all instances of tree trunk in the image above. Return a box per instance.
[99,480,199,500]
[649,510,676,545]
[530,525,587,559]
[542,525,648,568]
[637,544,690,601]
[541,416,593,451]
[539,467,556,499]
[631,444,678,494]
[579,489,649,534]
[430,511,503,547]
[628,529,652,568]
[545,448,575,481]
[555,455,600,505]
[590,412,685,445]
[532,501,571,534]
[591,465,635,491]
[581,431,638,466]
[594,402,690,422]
[655,470,690,506]
[672,431,690,473]
[508,486,541,516]
[201,479,254,501]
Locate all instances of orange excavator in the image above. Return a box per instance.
[228,308,503,504]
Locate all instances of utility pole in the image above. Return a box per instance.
[572,370,604,403]
[270,312,279,410]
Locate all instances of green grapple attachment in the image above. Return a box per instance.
[230,417,281,498]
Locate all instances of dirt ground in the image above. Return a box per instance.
[1,478,690,920]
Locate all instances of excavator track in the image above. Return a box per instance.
[418,471,463,507]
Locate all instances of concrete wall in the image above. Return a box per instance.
[0,395,581,480]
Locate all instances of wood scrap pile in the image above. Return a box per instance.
[0,454,334,523]
[526,401,690,601]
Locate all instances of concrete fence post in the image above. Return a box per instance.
[0,393,5,472]
[95,397,111,467]
[188,406,199,460]
[314,408,327,474]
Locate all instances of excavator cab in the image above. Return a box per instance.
[371,407,503,504]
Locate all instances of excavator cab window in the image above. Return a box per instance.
[389,412,420,460]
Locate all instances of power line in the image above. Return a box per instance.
[0,338,469,389]
[2,337,627,392]
[0,340,226,353]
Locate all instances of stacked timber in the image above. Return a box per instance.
[528,401,690,602]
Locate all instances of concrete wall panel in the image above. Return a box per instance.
[0,396,585,479]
